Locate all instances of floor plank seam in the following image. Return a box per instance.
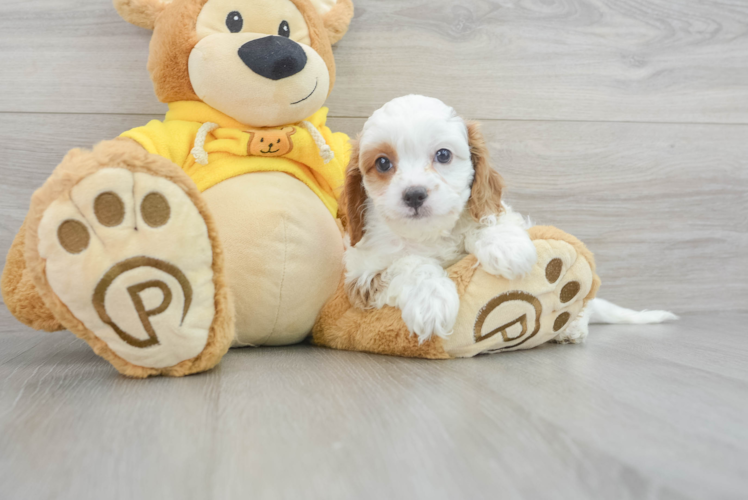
[1,110,748,128]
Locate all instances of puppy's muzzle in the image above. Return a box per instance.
[238,36,308,81]
[403,187,429,209]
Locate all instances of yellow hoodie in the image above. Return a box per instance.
[120,101,350,217]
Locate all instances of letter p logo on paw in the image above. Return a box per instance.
[93,257,193,349]
[474,291,543,350]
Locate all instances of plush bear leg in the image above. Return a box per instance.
[312,277,451,359]
[444,226,601,357]
[2,219,64,332]
[15,139,234,377]
[313,225,600,359]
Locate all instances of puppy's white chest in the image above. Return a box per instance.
[401,235,466,268]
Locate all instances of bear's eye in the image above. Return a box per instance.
[376,157,393,173]
[226,11,243,33]
[279,20,290,37]
[435,149,452,164]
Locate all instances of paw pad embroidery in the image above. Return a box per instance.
[553,312,571,332]
[94,191,125,227]
[57,219,90,254]
[560,281,580,303]
[141,192,170,227]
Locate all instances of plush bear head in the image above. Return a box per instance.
[114,0,354,127]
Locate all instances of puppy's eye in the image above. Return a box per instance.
[226,11,243,33]
[435,149,452,164]
[376,157,393,173]
[279,20,290,37]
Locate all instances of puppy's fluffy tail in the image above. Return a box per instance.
[588,298,678,325]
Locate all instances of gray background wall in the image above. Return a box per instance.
[2,0,746,315]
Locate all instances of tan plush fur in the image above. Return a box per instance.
[146,0,207,104]
[313,227,599,359]
[294,0,338,92]
[527,225,602,304]
[447,255,480,296]
[22,139,235,378]
[322,0,354,45]
[1,221,64,332]
[312,276,451,359]
[113,0,168,30]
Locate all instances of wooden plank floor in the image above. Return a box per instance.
[1,0,747,498]
[1,309,747,500]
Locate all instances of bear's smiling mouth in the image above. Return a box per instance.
[261,145,278,154]
[291,78,318,105]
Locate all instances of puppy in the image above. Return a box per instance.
[341,95,538,343]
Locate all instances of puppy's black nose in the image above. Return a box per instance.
[238,36,307,81]
[403,187,429,209]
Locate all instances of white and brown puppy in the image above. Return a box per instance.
[342,95,538,343]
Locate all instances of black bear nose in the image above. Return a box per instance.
[403,187,429,209]
[238,36,307,81]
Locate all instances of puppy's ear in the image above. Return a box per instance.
[308,0,355,44]
[340,140,367,247]
[467,121,505,221]
[113,0,168,30]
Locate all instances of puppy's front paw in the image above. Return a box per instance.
[398,278,459,343]
[475,227,538,280]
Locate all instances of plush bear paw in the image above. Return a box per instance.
[444,227,600,357]
[25,143,233,377]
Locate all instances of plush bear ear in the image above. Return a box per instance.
[113,0,170,30]
[308,0,354,45]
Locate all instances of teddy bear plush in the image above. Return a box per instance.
[2,0,600,377]
[1,0,355,377]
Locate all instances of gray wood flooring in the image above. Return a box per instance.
[1,309,747,500]
[0,0,746,498]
